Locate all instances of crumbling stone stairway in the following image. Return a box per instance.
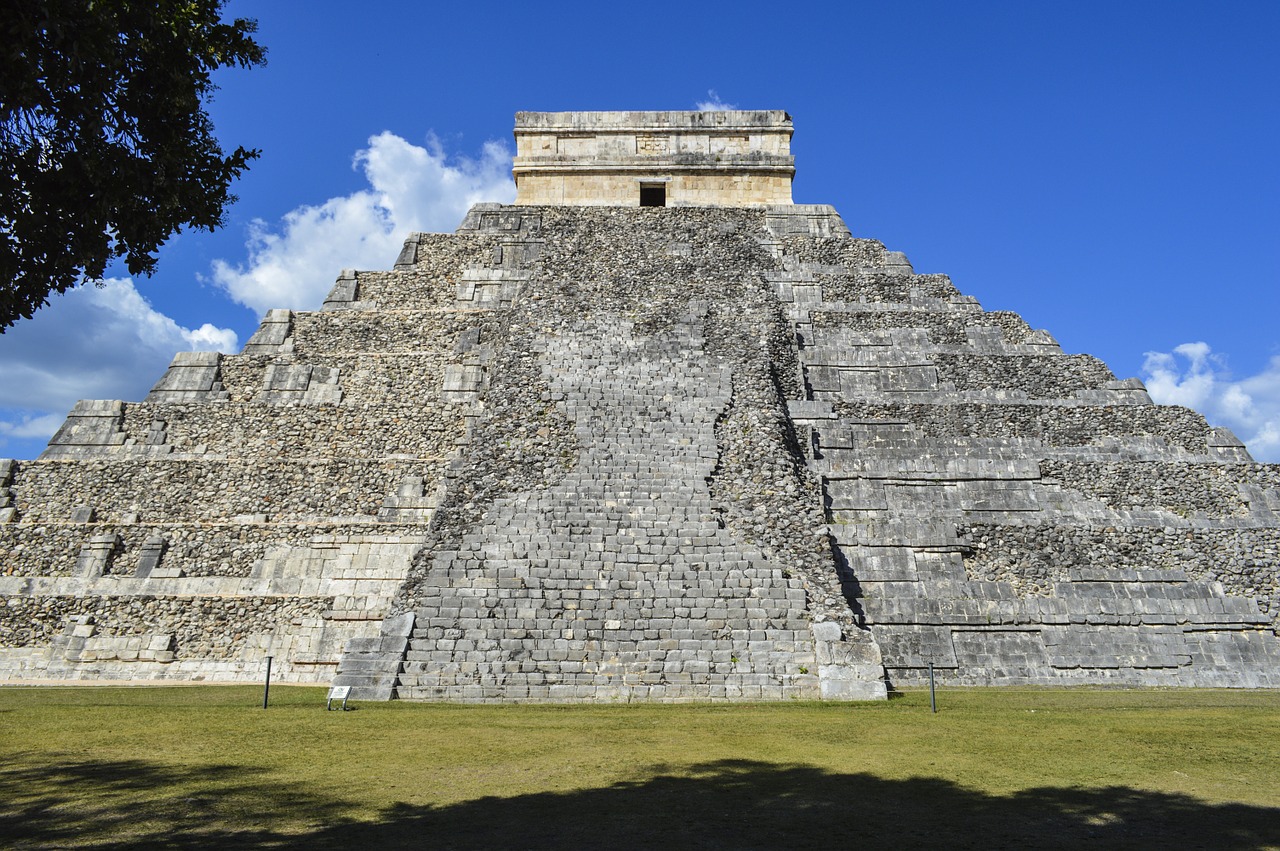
[390,312,823,701]
[770,212,1280,687]
[337,206,889,701]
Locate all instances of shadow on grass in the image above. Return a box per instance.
[2,757,1277,849]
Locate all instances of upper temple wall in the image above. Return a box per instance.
[512,110,795,207]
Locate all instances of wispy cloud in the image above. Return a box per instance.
[0,278,238,456]
[212,132,516,314]
[696,90,737,111]
[1142,342,1280,461]
[0,413,65,440]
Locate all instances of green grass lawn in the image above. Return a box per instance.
[1,686,1277,849]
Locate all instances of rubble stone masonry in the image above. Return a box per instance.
[2,114,1277,697]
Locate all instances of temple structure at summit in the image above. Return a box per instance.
[511,110,795,207]
[1,111,1277,700]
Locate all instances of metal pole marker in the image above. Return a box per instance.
[262,655,273,709]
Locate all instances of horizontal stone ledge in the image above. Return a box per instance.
[319,300,379,311]
[248,351,472,362]
[1186,612,1275,630]
[335,660,404,676]
[786,401,835,420]
[1043,661,1147,671]
[511,160,795,173]
[322,611,386,621]
[514,111,792,131]
[0,578,340,598]
[801,347,1072,366]
[821,468,1042,482]
[939,625,1046,633]
[14,454,454,468]
[293,303,495,313]
[272,348,463,357]
[1,521,437,532]
[70,652,177,664]
[867,616,1063,627]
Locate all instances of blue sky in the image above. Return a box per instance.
[2,0,1278,459]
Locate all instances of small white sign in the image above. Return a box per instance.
[326,685,351,710]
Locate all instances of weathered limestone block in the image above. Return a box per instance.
[333,611,414,700]
[146,353,230,403]
[1207,426,1254,462]
[69,505,96,523]
[394,233,420,269]
[764,204,853,239]
[456,205,544,237]
[321,269,376,311]
[0,458,14,524]
[74,534,119,578]
[455,267,531,307]
[441,364,485,402]
[40,400,152,459]
[242,309,294,355]
[70,632,177,664]
[133,536,169,579]
[47,400,125,446]
[256,363,343,405]
[377,475,441,523]
[811,621,888,699]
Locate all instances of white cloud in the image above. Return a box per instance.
[1142,342,1280,462]
[212,132,516,314]
[0,414,65,440]
[0,278,238,453]
[696,90,737,111]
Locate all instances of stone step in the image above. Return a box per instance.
[329,612,414,700]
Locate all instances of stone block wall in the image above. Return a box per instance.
[336,205,887,701]
[115,402,467,460]
[0,235,490,683]
[4,199,1278,698]
[512,111,795,207]
[9,459,445,523]
[773,207,1280,688]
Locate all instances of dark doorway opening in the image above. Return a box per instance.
[640,184,666,207]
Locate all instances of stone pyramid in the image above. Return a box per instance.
[2,111,1277,700]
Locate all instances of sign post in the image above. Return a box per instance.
[262,655,273,709]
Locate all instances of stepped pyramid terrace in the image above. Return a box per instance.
[2,110,1278,701]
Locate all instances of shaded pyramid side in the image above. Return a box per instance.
[768,220,1280,687]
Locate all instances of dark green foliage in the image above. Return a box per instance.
[0,0,265,330]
